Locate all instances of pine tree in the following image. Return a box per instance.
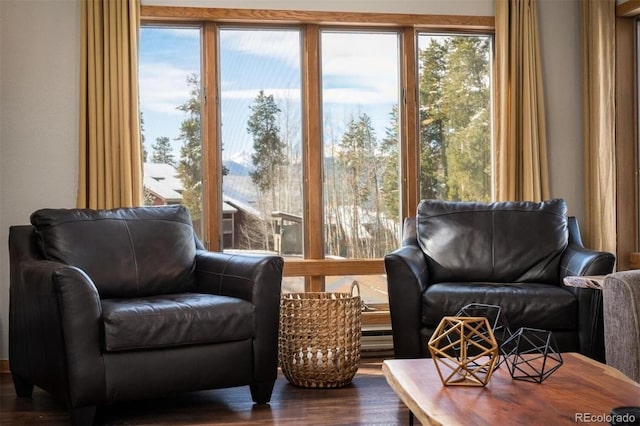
[247,90,287,201]
[441,36,491,201]
[140,111,148,162]
[176,74,203,222]
[417,36,491,202]
[151,136,175,166]
[140,111,153,205]
[380,104,400,221]
[337,113,378,257]
[418,39,448,200]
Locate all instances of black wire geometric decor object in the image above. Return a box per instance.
[428,316,499,386]
[500,327,563,383]
[455,303,513,367]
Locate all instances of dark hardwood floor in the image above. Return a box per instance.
[0,358,410,425]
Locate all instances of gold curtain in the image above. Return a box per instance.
[580,0,616,254]
[78,0,142,209]
[494,0,549,201]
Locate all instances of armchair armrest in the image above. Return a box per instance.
[561,244,616,278]
[560,245,614,363]
[194,251,284,384]
[194,251,283,303]
[10,259,105,406]
[384,245,430,358]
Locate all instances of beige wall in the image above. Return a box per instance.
[538,0,584,218]
[0,0,584,360]
[0,0,80,360]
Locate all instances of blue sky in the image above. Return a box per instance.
[139,26,201,159]
[139,26,400,165]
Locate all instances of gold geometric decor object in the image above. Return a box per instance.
[427,316,499,386]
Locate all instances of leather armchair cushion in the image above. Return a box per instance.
[416,199,568,284]
[102,293,254,351]
[422,282,577,331]
[30,205,196,298]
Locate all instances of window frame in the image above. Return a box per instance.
[140,7,495,322]
[615,1,640,270]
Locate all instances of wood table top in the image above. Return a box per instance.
[382,353,640,426]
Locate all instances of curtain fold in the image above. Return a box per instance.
[580,0,616,254]
[494,0,549,202]
[79,0,142,209]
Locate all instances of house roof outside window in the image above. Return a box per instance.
[144,163,237,214]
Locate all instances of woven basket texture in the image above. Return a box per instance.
[278,282,362,388]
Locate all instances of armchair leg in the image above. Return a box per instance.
[11,373,33,397]
[69,405,96,426]
[250,380,276,404]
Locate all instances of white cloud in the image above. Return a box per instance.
[160,27,201,38]
[217,30,399,106]
[221,86,396,106]
[323,88,397,105]
[320,32,399,101]
[222,88,301,102]
[220,29,301,68]
[140,29,401,112]
[139,62,197,115]
[322,33,398,67]
[322,55,398,81]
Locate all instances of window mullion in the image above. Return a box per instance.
[401,27,419,219]
[202,22,222,251]
[302,24,325,292]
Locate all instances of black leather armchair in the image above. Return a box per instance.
[9,205,284,425]
[384,199,615,362]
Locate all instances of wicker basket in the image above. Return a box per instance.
[278,281,362,388]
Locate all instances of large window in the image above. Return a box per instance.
[219,28,305,294]
[139,26,204,236]
[219,28,303,255]
[320,30,401,301]
[139,8,494,315]
[417,34,492,202]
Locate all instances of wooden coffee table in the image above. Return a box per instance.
[383,353,640,425]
